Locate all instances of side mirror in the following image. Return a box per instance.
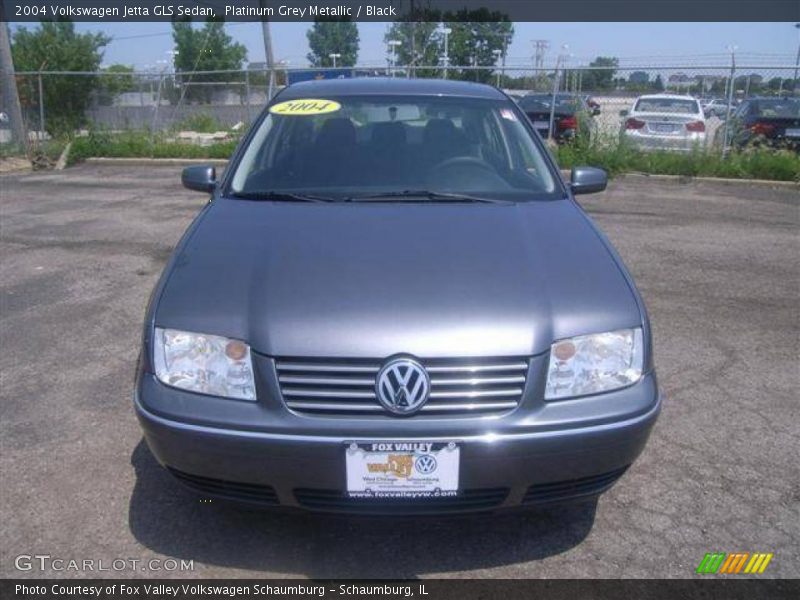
[182,165,217,193]
[570,166,608,195]
[619,109,629,117]
[592,107,601,116]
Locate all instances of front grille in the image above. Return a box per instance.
[295,488,509,513]
[275,356,529,416]
[168,468,279,505]
[522,466,629,505]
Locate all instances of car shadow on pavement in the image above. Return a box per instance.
[128,440,597,578]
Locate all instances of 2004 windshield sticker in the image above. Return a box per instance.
[269,99,341,116]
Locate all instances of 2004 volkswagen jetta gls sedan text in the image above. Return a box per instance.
[135,78,660,514]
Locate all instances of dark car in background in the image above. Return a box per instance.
[135,78,660,515]
[721,97,800,150]
[518,93,595,143]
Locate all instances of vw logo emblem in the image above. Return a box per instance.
[375,357,431,416]
[415,455,437,474]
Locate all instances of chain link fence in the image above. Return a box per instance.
[9,60,800,155]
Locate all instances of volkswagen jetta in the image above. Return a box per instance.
[135,78,660,514]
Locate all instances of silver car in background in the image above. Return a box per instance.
[621,94,706,152]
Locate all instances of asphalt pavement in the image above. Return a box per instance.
[1,165,797,578]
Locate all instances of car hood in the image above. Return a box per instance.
[155,198,641,358]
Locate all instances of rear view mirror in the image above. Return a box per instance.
[182,165,217,193]
[570,166,608,195]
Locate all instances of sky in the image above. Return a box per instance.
[15,21,799,70]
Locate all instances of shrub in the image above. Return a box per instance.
[173,112,223,134]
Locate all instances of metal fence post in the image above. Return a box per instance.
[721,50,736,156]
[244,68,251,123]
[150,72,165,152]
[548,58,562,140]
[37,72,45,141]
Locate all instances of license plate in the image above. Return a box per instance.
[533,121,550,130]
[785,128,800,138]
[345,441,460,498]
[652,123,675,133]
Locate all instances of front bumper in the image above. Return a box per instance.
[622,130,706,152]
[135,365,661,514]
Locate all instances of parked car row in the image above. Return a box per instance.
[509,90,798,152]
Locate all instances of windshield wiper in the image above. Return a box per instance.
[345,190,512,204]
[230,190,339,203]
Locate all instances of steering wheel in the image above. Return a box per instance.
[428,155,508,191]
[431,155,497,175]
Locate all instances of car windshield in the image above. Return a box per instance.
[229,95,559,201]
[519,95,582,113]
[753,99,800,118]
[634,98,700,114]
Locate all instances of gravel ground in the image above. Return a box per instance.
[0,165,797,579]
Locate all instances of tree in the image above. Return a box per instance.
[1,22,27,149]
[384,20,442,78]
[766,76,792,94]
[306,19,359,67]
[443,9,514,84]
[582,56,618,92]
[11,21,110,137]
[629,71,649,85]
[96,64,135,106]
[652,74,665,92]
[172,19,247,102]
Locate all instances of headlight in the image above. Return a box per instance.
[545,328,644,400]
[153,328,256,400]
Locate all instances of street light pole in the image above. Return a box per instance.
[494,49,502,87]
[388,40,401,78]
[329,53,340,68]
[793,23,799,94]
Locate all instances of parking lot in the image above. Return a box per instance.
[0,164,797,578]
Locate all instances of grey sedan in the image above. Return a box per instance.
[135,78,660,514]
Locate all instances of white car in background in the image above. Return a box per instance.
[620,94,707,152]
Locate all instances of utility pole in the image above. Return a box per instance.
[408,0,416,78]
[259,0,275,99]
[532,39,549,90]
[441,27,451,79]
[532,39,549,69]
[0,21,27,149]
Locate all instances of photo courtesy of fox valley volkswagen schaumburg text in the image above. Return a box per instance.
[1,0,798,589]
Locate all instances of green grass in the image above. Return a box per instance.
[556,139,800,182]
[172,112,224,134]
[1,139,66,161]
[69,130,239,164]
